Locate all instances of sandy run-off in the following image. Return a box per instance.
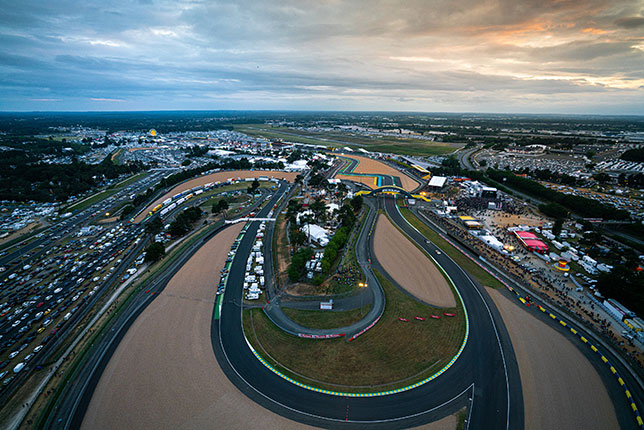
[336,153,420,192]
[488,289,618,430]
[82,224,311,430]
[373,215,456,308]
[135,170,297,222]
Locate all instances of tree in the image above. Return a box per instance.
[593,172,610,184]
[217,199,229,213]
[552,218,564,237]
[309,198,327,224]
[144,241,165,263]
[585,150,596,159]
[251,178,260,192]
[120,204,135,220]
[350,195,363,212]
[145,217,163,235]
[308,173,325,187]
[181,159,192,166]
[539,202,568,219]
[288,247,313,281]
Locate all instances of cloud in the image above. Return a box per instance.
[615,17,644,28]
[0,0,642,113]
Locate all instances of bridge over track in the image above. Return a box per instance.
[356,185,431,202]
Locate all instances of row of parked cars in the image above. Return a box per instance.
[0,222,145,389]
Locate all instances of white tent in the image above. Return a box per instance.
[304,224,329,246]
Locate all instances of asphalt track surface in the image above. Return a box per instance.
[213,176,523,428]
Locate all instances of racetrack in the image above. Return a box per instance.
[135,170,297,222]
[373,214,456,307]
[335,154,420,192]
[81,223,310,429]
[488,288,619,430]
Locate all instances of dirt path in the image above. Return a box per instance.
[135,170,297,222]
[336,154,420,192]
[373,215,456,307]
[82,224,311,430]
[488,289,618,430]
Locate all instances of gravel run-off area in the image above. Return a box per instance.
[135,170,297,222]
[335,153,420,192]
[82,223,311,430]
[373,214,456,308]
[488,288,618,430]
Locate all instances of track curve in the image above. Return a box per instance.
[213,178,523,428]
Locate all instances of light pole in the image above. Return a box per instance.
[359,281,367,315]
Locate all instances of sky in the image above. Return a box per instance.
[1,0,643,114]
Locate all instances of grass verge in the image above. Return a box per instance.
[243,268,465,392]
[281,306,372,330]
[399,208,504,289]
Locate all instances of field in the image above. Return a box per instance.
[234,124,462,157]
[243,268,465,392]
[281,307,372,330]
[374,214,456,307]
[399,208,505,289]
[335,153,420,191]
[135,170,297,222]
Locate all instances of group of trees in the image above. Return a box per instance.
[211,198,229,215]
[144,241,166,263]
[288,247,314,281]
[486,169,630,220]
[620,148,644,163]
[0,151,144,203]
[168,207,203,236]
[597,253,644,316]
[285,191,364,283]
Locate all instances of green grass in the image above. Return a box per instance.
[281,306,372,330]
[243,267,465,392]
[399,208,505,289]
[457,410,467,430]
[234,124,461,157]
